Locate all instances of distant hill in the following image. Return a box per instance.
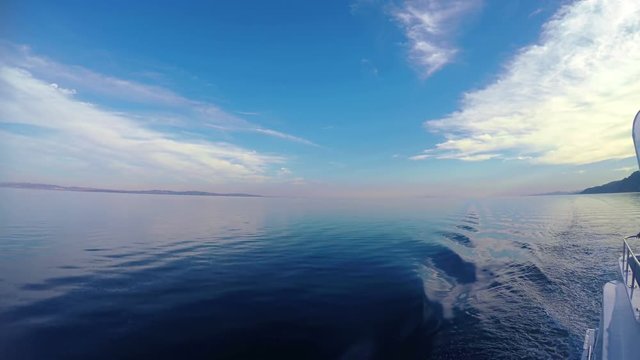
[581,171,640,194]
[0,182,262,198]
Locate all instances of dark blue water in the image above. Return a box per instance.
[1,189,639,359]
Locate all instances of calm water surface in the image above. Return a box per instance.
[1,189,640,359]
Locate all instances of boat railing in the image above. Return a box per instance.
[623,236,640,289]
[621,235,640,321]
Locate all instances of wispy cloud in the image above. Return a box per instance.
[412,0,640,165]
[205,124,318,147]
[528,8,545,18]
[615,166,637,173]
[234,110,261,116]
[251,128,318,146]
[0,42,316,146]
[361,58,379,77]
[2,43,189,106]
[393,0,481,77]
[0,66,285,185]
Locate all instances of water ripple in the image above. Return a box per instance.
[2,191,640,359]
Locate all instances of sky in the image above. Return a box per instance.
[1,0,639,197]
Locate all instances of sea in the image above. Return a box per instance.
[1,188,639,359]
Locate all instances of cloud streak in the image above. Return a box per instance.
[0,66,285,185]
[393,0,480,77]
[412,0,640,165]
[0,42,316,146]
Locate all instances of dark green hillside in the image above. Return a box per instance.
[581,171,640,194]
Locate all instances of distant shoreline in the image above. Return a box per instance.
[0,182,263,198]
[531,171,640,196]
[530,191,578,196]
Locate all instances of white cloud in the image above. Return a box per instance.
[0,66,284,184]
[409,151,497,161]
[0,42,315,146]
[412,0,640,165]
[393,0,480,77]
[49,82,77,95]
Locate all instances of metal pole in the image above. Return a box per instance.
[626,245,631,286]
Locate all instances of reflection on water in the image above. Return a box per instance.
[1,189,640,359]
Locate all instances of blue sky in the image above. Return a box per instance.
[1,0,639,197]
